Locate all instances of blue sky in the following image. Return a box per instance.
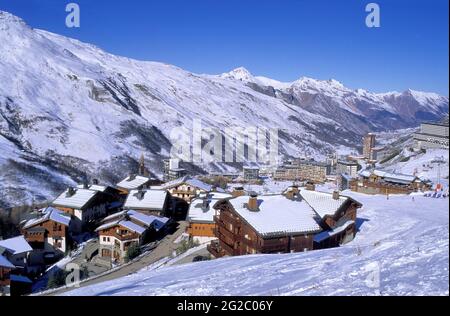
[1,0,448,95]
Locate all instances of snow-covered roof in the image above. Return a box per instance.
[359,170,372,178]
[359,169,417,184]
[120,221,147,235]
[77,184,108,192]
[314,220,355,243]
[299,189,349,218]
[188,192,233,223]
[151,217,170,232]
[52,188,98,209]
[373,170,416,182]
[96,220,146,235]
[23,207,71,229]
[0,236,33,255]
[341,173,354,181]
[10,274,33,283]
[243,166,260,170]
[160,176,212,192]
[97,210,169,235]
[228,195,322,237]
[117,175,154,190]
[124,189,168,210]
[0,254,15,268]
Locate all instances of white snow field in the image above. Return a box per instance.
[64,192,449,296]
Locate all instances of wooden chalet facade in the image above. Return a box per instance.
[0,237,33,296]
[350,169,432,195]
[187,192,232,244]
[160,176,213,203]
[96,210,169,263]
[21,207,72,263]
[51,187,114,233]
[208,187,362,258]
[0,236,32,273]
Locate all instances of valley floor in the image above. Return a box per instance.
[63,192,449,296]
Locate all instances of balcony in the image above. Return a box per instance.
[216,225,235,241]
[219,240,235,256]
[236,235,259,249]
[207,241,225,258]
[171,190,196,195]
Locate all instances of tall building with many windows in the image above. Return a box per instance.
[363,133,376,160]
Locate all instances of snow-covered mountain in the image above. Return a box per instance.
[0,11,448,208]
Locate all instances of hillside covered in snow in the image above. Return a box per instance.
[64,192,449,296]
[0,11,448,208]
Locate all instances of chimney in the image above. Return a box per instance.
[135,189,145,200]
[92,178,99,185]
[201,195,210,211]
[306,182,316,191]
[247,192,259,212]
[128,173,136,181]
[232,187,245,197]
[83,182,89,189]
[332,190,340,200]
[66,187,76,197]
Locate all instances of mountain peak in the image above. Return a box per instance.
[221,67,254,82]
[0,11,30,34]
[0,11,26,25]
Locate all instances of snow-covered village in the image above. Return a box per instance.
[0,1,449,300]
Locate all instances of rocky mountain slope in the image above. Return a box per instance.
[0,11,448,208]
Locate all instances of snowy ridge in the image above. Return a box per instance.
[0,11,448,208]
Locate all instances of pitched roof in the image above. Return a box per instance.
[52,188,98,209]
[0,236,33,255]
[0,254,15,269]
[10,274,33,283]
[23,207,71,229]
[96,210,169,235]
[228,194,322,237]
[314,220,355,243]
[373,170,416,183]
[76,184,108,192]
[124,189,168,210]
[188,192,233,223]
[299,189,349,218]
[117,175,154,190]
[160,176,212,192]
[359,169,417,184]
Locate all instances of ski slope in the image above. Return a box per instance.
[64,192,449,296]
